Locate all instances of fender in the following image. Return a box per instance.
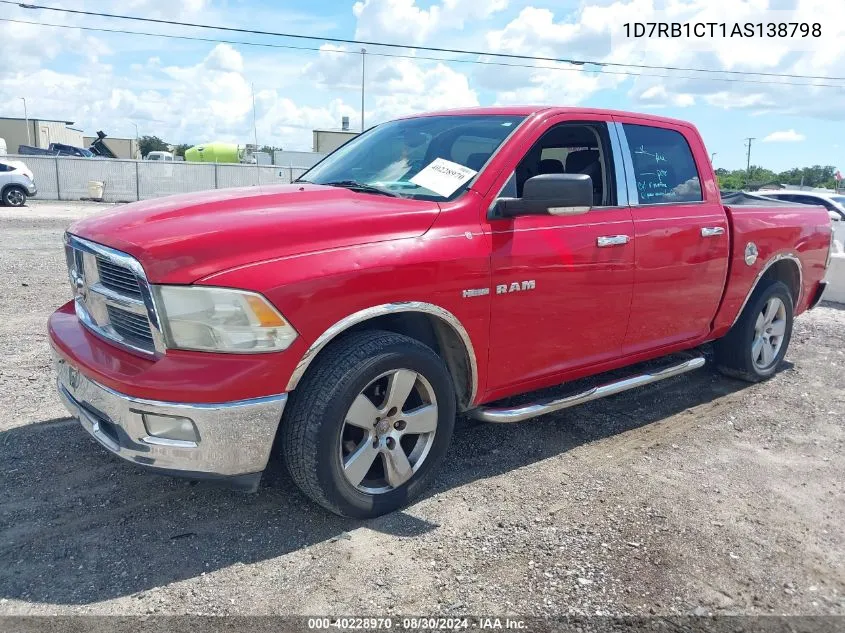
[285,301,479,405]
[727,252,803,329]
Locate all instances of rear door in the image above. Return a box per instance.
[613,117,729,354]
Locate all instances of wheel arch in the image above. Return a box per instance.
[1,182,25,200]
[285,303,478,411]
[730,252,802,329]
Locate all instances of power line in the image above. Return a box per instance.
[4,0,845,83]
[3,17,845,89]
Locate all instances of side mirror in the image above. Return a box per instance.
[829,210,841,222]
[494,173,593,218]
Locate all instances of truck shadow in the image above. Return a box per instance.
[0,362,758,605]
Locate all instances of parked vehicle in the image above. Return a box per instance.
[0,158,37,206]
[18,131,118,159]
[88,131,118,159]
[0,137,7,156]
[756,189,845,222]
[18,142,94,158]
[184,142,245,163]
[145,151,175,162]
[49,107,834,518]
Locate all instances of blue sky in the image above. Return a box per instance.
[1,0,843,172]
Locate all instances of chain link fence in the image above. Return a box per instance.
[9,155,311,203]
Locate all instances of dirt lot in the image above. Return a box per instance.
[0,201,843,617]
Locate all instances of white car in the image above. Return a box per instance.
[758,189,845,222]
[146,151,175,161]
[0,159,37,207]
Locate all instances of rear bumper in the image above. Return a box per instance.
[26,182,37,196]
[54,352,286,483]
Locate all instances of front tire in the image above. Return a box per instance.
[281,330,456,518]
[716,280,793,382]
[2,186,27,207]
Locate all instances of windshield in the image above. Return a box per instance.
[829,195,845,206]
[300,114,525,200]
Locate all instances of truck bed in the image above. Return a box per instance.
[710,197,831,338]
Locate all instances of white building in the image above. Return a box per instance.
[0,116,84,153]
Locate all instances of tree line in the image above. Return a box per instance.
[716,165,839,191]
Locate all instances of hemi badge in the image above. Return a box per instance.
[462,288,490,298]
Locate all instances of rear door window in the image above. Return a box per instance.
[622,124,702,204]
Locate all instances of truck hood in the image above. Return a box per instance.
[69,184,441,283]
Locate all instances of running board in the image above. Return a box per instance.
[469,357,706,424]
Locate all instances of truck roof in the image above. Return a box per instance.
[398,105,695,128]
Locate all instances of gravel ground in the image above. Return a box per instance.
[0,200,843,617]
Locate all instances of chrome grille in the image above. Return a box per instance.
[64,233,164,356]
[106,305,154,348]
[97,257,142,298]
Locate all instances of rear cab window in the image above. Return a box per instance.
[622,123,702,204]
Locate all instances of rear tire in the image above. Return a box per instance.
[715,280,793,382]
[281,330,456,518]
[2,186,26,207]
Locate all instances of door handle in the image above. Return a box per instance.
[597,235,630,247]
[701,226,726,237]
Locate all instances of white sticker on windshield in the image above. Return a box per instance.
[410,158,477,197]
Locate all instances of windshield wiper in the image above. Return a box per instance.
[322,180,401,197]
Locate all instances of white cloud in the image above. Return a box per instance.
[305,46,478,124]
[2,0,845,157]
[352,0,508,43]
[763,130,806,143]
[633,84,695,108]
[481,0,845,119]
[203,44,244,73]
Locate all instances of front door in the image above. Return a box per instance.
[485,119,635,395]
[613,117,729,354]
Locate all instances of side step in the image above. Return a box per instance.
[469,357,706,424]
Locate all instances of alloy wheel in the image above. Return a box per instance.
[752,296,787,370]
[339,369,438,494]
[6,189,24,206]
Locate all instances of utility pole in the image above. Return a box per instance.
[251,83,259,150]
[20,97,31,146]
[131,122,139,159]
[361,48,366,132]
[744,137,755,187]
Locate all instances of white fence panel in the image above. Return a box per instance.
[58,157,137,202]
[7,155,309,202]
[215,163,260,189]
[259,165,296,186]
[138,162,215,200]
[9,155,60,200]
[215,164,292,189]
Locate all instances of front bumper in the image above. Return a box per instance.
[55,353,287,488]
[26,182,37,196]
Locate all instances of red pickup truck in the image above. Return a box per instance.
[50,107,833,518]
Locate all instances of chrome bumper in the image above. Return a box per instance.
[54,354,286,482]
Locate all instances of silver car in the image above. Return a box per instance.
[0,159,38,207]
[758,189,845,222]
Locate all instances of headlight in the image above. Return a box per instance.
[154,286,298,353]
